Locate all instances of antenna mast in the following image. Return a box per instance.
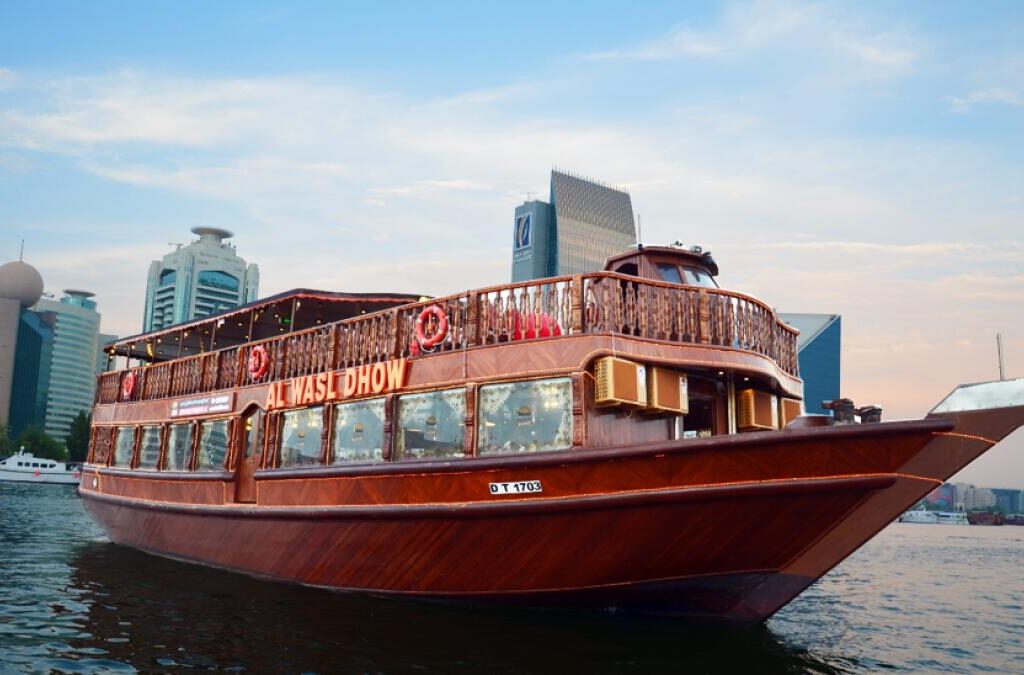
[19,239,24,261]
[997,333,1005,381]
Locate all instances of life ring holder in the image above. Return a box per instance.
[414,305,449,352]
[248,345,269,380]
[121,371,137,400]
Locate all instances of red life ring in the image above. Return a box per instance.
[121,371,136,400]
[248,345,269,379]
[414,305,449,350]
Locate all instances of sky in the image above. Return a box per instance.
[1,1,1022,486]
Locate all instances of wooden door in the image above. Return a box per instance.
[234,407,264,503]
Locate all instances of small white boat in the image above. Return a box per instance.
[898,505,939,524]
[935,509,970,525]
[0,449,81,485]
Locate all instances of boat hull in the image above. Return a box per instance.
[80,410,1012,622]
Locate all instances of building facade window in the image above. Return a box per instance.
[280,407,323,467]
[396,389,465,460]
[478,378,573,455]
[331,398,386,464]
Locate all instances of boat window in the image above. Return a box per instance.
[31,462,39,468]
[137,426,162,470]
[165,423,194,471]
[656,264,683,284]
[196,419,230,471]
[279,406,324,467]
[113,426,135,467]
[682,267,719,288]
[478,378,573,456]
[332,398,386,464]
[396,388,466,460]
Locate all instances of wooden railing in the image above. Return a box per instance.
[98,274,799,405]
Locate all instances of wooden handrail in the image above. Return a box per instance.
[95,274,800,404]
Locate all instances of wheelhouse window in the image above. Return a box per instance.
[656,264,683,284]
[280,406,324,467]
[137,426,162,470]
[196,419,230,471]
[396,389,465,460]
[113,426,135,467]
[166,423,194,470]
[682,267,718,288]
[478,378,573,455]
[331,398,385,464]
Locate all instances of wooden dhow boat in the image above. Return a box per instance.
[80,245,1024,621]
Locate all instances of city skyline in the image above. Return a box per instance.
[1,1,1021,485]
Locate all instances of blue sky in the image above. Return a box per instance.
[1,1,1022,485]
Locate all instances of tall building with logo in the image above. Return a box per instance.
[779,313,841,415]
[34,290,103,440]
[143,227,259,332]
[512,170,636,282]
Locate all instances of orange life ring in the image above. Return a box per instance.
[414,305,449,350]
[121,371,136,400]
[248,345,269,379]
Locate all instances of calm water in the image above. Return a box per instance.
[1,483,1022,674]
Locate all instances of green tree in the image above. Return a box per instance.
[16,426,67,461]
[66,411,91,463]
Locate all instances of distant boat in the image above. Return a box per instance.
[935,510,969,525]
[898,505,939,524]
[0,449,81,485]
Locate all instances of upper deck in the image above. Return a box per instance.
[96,251,799,408]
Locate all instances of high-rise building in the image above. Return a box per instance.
[512,170,636,282]
[143,227,259,332]
[34,290,103,439]
[991,488,1022,514]
[0,259,51,438]
[779,313,841,415]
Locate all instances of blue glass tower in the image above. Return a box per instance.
[779,313,841,415]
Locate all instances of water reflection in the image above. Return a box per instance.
[68,543,844,673]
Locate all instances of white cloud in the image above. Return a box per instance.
[581,1,919,72]
[948,87,1024,113]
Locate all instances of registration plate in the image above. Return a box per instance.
[489,480,543,495]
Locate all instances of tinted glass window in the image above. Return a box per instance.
[280,407,324,467]
[113,426,135,467]
[332,398,386,464]
[196,419,230,471]
[478,378,573,455]
[158,269,176,286]
[656,264,683,284]
[682,267,719,288]
[137,426,162,469]
[197,270,240,292]
[166,423,193,470]
[396,389,465,460]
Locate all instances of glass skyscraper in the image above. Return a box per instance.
[143,227,259,332]
[34,290,103,440]
[511,170,636,282]
[779,313,841,415]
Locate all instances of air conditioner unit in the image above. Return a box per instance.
[594,357,647,408]
[737,389,778,431]
[646,367,688,414]
[779,398,803,428]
